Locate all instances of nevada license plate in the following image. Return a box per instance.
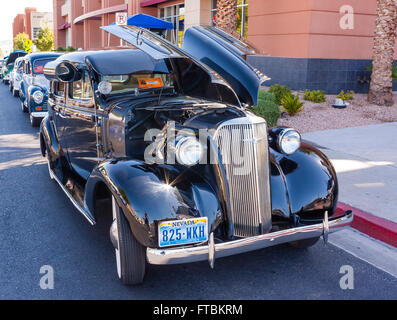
[158,217,208,248]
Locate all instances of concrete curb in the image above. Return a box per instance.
[336,202,397,248]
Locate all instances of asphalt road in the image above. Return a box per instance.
[0,83,396,300]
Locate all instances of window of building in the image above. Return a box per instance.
[32,27,41,40]
[211,0,248,39]
[158,3,185,47]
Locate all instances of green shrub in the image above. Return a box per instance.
[250,90,281,127]
[258,90,276,102]
[303,89,326,103]
[269,84,292,105]
[281,94,304,116]
[337,90,354,101]
[55,46,65,52]
[66,46,78,52]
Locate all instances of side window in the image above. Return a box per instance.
[18,61,24,72]
[70,71,93,101]
[25,62,31,74]
[54,81,65,98]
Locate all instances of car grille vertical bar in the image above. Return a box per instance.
[214,117,272,237]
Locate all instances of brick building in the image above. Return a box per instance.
[12,8,54,42]
[52,0,391,94]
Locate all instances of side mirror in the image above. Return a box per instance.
[55,62,82,82]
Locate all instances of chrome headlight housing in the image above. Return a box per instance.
[278,128,301,155]
[32,91,44,104]
[175,136,205,166]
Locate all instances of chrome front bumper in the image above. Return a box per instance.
[146,210,353,266]
[31,111,48,118]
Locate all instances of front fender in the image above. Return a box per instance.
[27,85,46,111]
[40,116,62,164]
[84,159,222,248]
[19,81,26,102]
[270,142,338,222]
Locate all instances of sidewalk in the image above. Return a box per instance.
[302,122,397,246]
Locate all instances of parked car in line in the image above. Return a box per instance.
[1,50,27,84]
[40,25,353,285]
[9,57,25,97]
[19,52,63,127]
[0,59,5,79]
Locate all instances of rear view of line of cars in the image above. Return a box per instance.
[2,51,62,127]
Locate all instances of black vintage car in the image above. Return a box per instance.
[40,25,353,285]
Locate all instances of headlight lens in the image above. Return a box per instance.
[32,91,44,104]
[278,129,301,155]
[176,136,205,166]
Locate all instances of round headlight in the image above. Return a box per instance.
[32,91,44,104]
[176,136,205,166]
[278,129,301,155]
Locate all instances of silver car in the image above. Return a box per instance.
[9,57,25,97]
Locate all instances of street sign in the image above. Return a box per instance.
[24,39,33,53]
[116,12,128,26]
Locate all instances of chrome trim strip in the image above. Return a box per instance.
[50,168,96,226]
[146,211,353,265]
[213,116,271,237]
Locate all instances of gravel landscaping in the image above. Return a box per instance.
[275,92,397,133]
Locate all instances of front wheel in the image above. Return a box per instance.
[21,101,27,113]
[13,89,19,97]
[289,237,320,249]
[30,114,41,127]
[111,196,146,285]
[9,83,13,92]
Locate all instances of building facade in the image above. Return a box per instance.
[52,0,390,94]
[12,8,54,42]
[31,12,54,41]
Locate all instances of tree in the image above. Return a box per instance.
[13,32,30,51]
[368,0,397,106]
[216,0,237,34]
[34,26,54,52]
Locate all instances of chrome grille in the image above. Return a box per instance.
[214,117,272,237]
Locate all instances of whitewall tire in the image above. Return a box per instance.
[111,196,146,285]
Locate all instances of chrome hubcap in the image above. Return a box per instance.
[110,220,119,250]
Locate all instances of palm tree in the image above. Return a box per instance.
[368,0,397,106]
[216,0,237,34]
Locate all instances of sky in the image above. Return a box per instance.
[0,0,53,53]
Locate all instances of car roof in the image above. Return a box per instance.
[25,52,63,63]
[48,48,168,76]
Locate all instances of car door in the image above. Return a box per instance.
[60,71,101,180]
[15,60,24,90]
[50,80,68,151]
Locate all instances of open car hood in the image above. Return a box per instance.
[101,25,268,106]
[182,26,269,106]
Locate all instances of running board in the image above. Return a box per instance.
[50,168,96,225]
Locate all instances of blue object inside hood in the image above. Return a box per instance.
[110,13,174,30]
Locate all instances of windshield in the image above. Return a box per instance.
[101,72,174,96]
[33,58,55,74]
[33,74,50,88]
